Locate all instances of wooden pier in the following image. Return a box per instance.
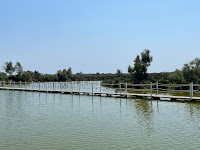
[0,87,200,102]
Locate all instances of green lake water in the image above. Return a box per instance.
[1,89,200,150]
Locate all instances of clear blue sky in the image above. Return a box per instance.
[0,0,199,74]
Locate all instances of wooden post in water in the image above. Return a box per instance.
[39,82,40,90]
[25,81,27,89]
[13,81,15,88]
[9,81,11,87]
[20,81,21,87]
[53,82,55,91]
[150,82,153,99]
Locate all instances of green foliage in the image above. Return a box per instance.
[128,49,153,83]
[21,71,32,82]
[141,49,153,67]
[14,61,23,75]
[33,71,42,81]
[57,69,68,81]
[169,69,184,84]
[67,67,72,79]
[182,58,200,83]
[116,69,122,77]
[3,61,15,75]
[57,67,72,81]
[0,72,8,81]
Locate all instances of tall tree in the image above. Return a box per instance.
[128,49,153,83]
[3,61,15,75]
[67,67,72,79]
[14,61,23,75]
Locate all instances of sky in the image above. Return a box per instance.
[0,0,199,74]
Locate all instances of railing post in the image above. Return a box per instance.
[192,82,194,97]
[20,81,21,87]
[39,82,40,90]
[71,82,73,93]
[9,81,11,87]
[126,82,127,93]
[156,81,158,95]
[53,82,54,91]
[190,82,193,100]
[150,82,153,99]
[92,81,93,96]
[13,81,15,88]
[25,81,27,89]
[100,81,101,92]
[119,82,121,97]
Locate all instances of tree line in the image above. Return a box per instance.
[0,50,200,84]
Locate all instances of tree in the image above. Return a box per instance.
[128,49,153,83]
[3,61,15,75]
[14,61,23,75]
[67,67,72,79]
[33,71,42,81]
[116,69,122,77]
[57,69,68,81]
[21,71,32,82]
[169,69,184,84]
[182,58,200,83]
[0,72,8,81]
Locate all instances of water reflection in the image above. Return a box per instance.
[134,99,154,135]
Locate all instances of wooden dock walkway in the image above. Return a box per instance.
[0,87,200,102]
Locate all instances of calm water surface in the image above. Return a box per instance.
[1,90,200,150]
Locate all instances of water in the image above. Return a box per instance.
[1,89,200,149]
